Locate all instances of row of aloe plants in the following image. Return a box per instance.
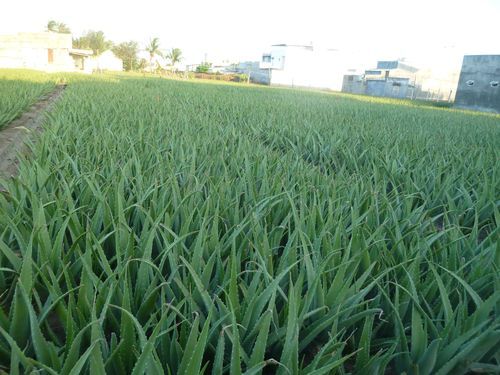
[0,69,58,129]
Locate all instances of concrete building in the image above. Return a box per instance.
[0,31,122,73]
[342,74,365,95]
[70,48,93,73]
[260,44,359,90]
[364,61,418,82]
[454,55,500,113]
[342,59,464,102]
[364,61,417,99]
[366,77,411,99]
[342,60,418,99]
[0,32,74,71]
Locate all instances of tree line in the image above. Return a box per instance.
[47,20,182,72]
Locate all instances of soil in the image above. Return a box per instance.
[0,84,66,190]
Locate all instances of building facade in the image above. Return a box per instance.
[342,60,417,99]
[0,32,77,71]
[454,55,500,114]
[0,32,123,73]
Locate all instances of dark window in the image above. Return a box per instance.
[348,76,354,82]
[48,49,54,64]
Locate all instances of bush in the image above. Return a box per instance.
[233,74,249,83]
[195,62,211,73]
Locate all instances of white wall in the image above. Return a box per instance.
[268,45,361,91]
[0,32,75,71]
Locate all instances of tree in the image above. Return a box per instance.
[73,31,112,56]
[196,62,211,73]
[47,20,71,34]
[166,48,183,72]
[137,58,148,72]
[47,20,57,31]
[112,41,139,71]
[145,38,163,71]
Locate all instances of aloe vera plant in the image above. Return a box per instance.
[0,69,58,129]
[0,71,499,374]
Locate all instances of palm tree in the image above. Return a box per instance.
[47,20,58,32]
[47,20,71,34]
[145,38,163,72]
[57,23,71,34]
[166,48,183,72]
[72,31,111,56]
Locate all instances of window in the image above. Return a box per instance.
[491,81,499,88]
[466,80,474,86]
[262,55,271,63]
[377,61,398,70]
[48,49,54,64]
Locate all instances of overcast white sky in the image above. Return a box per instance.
[2,0,499,68]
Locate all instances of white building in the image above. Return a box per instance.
[0,31,122,73]
[0,32,79,71]
[70,48,93,73]
[260,44,361,91]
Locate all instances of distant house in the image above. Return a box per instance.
[70,48,93,73]
[365,61,418,99]
[259,44,359,90]
[454,55,500,114]
[365,61,418,81]
[342,60,419,99]
[0,31,94,73]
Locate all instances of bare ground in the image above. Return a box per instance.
[0,84,66,189]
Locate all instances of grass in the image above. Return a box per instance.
[0,72,499,374]
[0,69,59,129]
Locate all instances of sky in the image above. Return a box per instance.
[1,0,500,69]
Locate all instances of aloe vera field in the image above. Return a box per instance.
[0,71,499,374]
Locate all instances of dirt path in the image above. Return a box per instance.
[0,84,66,187]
